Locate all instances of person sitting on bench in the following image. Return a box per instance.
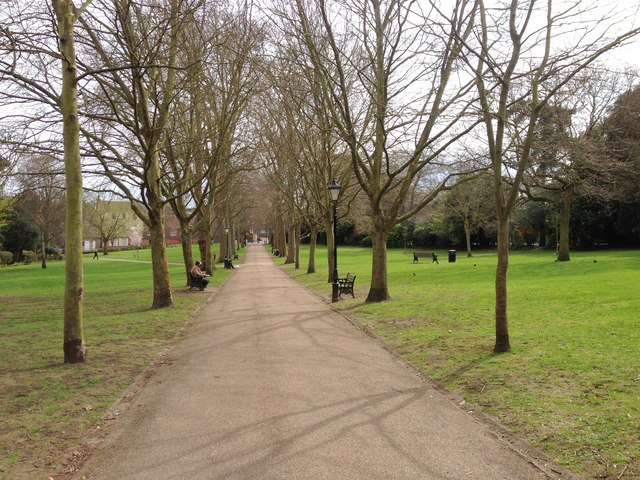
[224,256,236,269]
[190,261,209,289]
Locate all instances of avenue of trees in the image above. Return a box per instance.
[1,0,640,360]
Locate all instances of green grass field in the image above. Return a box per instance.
[0,245,236,479]
[2,245,638,479]
[281,246,640,479]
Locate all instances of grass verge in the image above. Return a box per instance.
[280,246,640,479]
[0,245,237,479]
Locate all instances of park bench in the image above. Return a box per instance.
[338,272,357,298]
[189,274,207,291]
[413,252,439,264]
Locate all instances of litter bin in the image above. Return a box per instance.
[448,249,456,263]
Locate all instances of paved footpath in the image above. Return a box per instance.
[73,245,573,480]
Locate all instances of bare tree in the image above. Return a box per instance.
[138,1,265,276]
[257,51,355,277]
[469,0,640,352]
[55,0,93,362]
[286,44,356,278]
[1,0,89,361]
[259,109,300,265]
[287,0,482,301]
[14,155,66,268]
[1,0,93,361]
[76,0,196,309]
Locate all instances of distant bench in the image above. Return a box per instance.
[338,273,356,298]
[413,252,438,264]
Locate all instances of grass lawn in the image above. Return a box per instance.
[0,245,238,479]
[281,246,640,479]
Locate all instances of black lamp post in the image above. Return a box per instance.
[328,179,341,302]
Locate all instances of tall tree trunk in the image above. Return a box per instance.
[539,215,547,248]
[494,216,511,353]
[198,238,207,268]
[295,224,301,270]
[366,226,390,302]
[273,216,281,254]
[196,207,210,268]
[148,208,174,309]
[464,219,472,257]
[219,227,227,263]
[557,190,571,262]
[56,0,86,363]
[180,220,194,286]
[277,216,287,257]
[285,224,295,264]
[307,224,318,274]
[215,222,224,264]
[143,0,177,308]
[199,224,215,274]
[41,239,47,269]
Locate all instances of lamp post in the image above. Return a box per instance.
[328,179,341,302]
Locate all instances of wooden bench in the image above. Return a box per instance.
[189,274,208,291]
[338,273,356,298]
[413,252,438,264]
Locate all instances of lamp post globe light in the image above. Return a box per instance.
[328,179,341,302]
